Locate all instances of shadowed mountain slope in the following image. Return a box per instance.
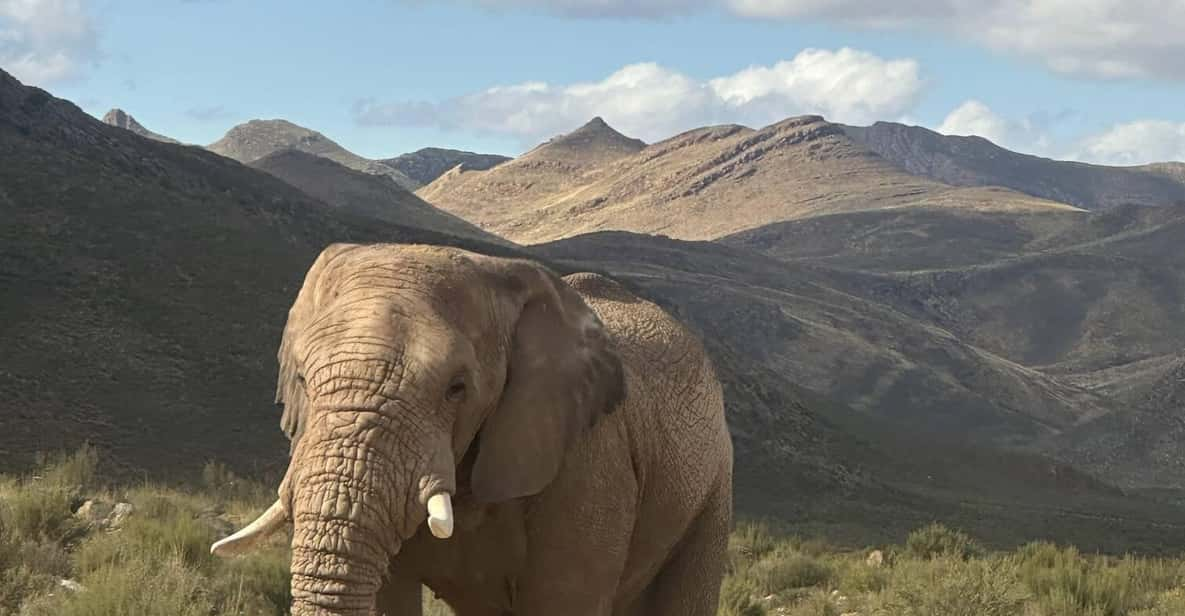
[0,69,521,479]
[101,108,180,144]
[207,118,418,189]
[531,231,1185,550]
[841,121,1185,210]
[249,149,512,246]
[821,204,1185,376]
[721,206,1086,271]
[420,116,1078,244]
[1053,354,1185,491]
[533,232,1111,445]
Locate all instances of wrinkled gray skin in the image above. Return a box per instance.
[230,243,732,615]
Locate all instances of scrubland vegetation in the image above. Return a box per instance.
[3,448,1185,615]
[721,522,1185,616]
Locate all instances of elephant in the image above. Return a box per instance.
[210,242,733,616]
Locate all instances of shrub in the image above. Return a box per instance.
[905,522,983,561]
[871,556,1027,616]
[1132,589,1185,616]
[729,520,779,565]
[751,551,833,594]
[719,575,767,616]
[778,591,843,616]
[75,506,215,574]
[1013,542,1185,616]
[207,550,292,616]
[835,558,890,593]
[201,460,270,505]
[35,443,99,491]
[25,556,213,616]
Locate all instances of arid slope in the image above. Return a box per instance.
[421,115,1078,244]
[249,149,512,246]
[842,121,1185,210]
[0,69,520,479]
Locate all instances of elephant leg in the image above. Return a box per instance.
[642,482,731,616]
[374,566,422,616]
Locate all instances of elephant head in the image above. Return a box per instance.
[210,243,626,615]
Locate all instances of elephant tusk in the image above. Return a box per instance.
[210,499,288,557]
[426,492,454,539]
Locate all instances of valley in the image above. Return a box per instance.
[4,67,1185,552]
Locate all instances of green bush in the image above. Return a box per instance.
[778,591,843,616]
[7,448,1185,616]
[835,558,890,593]
[729,520,779,566]
[905,522,984,561]
[75,504,216,573]
[1013,542,1185,616]
[1132,589,1185,616]
[0,476,88,547]
[34,443,99,491]
[25,557,213,616]
[718,575,767,616]
[870,556,1027,616]
[751,551,833,594]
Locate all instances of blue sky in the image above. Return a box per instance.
[3,0,1184,164]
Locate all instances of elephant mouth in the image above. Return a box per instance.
[209,492,457,558]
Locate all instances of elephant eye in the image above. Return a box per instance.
[445,377,467,403]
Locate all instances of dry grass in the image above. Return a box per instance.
[5,448,1185,615]
[722,521,1185,616]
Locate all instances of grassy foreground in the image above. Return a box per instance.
[2,448,1185,615]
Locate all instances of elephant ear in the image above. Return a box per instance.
[277,243,359,454]
[471,261,626,504]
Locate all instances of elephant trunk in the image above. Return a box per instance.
[283,417,458,616]
[287,452,395,616]
[288,508,390,615]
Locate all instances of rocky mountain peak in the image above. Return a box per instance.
[523,116,646,165]
[100,108,179,143]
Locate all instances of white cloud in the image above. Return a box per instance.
[354,48,922,147]
[936,100,1054,153]
[450,0,1185,80]
[710,48,922,124]
[1072,121,1185,166]
[0,0,99,85]
[935,100,1185,166]
[938,100,1010,144]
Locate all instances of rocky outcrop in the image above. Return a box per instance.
[381,147,510,187]
[101,108,180,144]
[74,499,134,530]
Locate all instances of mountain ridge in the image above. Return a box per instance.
[101,108,180,144]
[841,121,1185,210]
[420,115,1080,244]
[249,148,513,247]
[380,147,510,186]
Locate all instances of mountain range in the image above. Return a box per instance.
[841,122,1185,210]
[418,115,1083,244]
[100,109,510,191]
[8,68,1185,549]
